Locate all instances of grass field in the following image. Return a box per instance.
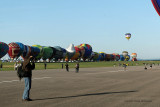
[0,61,160,71]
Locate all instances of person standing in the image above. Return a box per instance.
[22,56,35,101]
[62,63,63,69]
[65,63,69,72]
[75,63,79,73]
[44,62,47,69]
[0,63,2,71]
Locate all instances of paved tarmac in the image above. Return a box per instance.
[1,65,160,107]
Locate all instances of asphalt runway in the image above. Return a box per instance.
[1,65,160,107]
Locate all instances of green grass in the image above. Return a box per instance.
[0,61,160,71]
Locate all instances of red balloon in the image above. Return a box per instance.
[8,42,20,59]
[151,0,160,16]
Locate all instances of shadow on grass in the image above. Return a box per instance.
[33,90,137,101]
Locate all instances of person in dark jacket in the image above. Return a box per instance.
[65,63,69,72]
[22,56,35,101]
[75,63,79,73]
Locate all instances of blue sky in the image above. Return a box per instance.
[0,0,160,59]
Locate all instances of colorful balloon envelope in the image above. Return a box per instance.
[32,45,44,60]
[0,42,9,58]
[151,0,160,16]
[125,55,130,61]
[76,45,85,57]
[42,47,53,60]
[15,42,25,57]
[8,42,20,59]
[30,46,40,58]
[71,47,81,60]
[99,52,106,61]
[92,52,99,61]
[21,45,31,59]
[80,44,92,60]
[122,51,128,57]
[125,33,131,40]
[53,46,63,60]
[131,53,137,58]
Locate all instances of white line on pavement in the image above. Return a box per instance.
[0,77,52,84]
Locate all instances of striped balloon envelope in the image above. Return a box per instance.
[0,42,9,58]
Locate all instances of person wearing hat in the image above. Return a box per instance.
[22,56,35,101]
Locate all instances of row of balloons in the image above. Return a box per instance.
[0,41,137,61]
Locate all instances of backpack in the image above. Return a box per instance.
[17,64,25,80]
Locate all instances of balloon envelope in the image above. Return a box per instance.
[151,0,160,16]
[32,45,44,60]
[21,45,31,59]
[42,47,53,60]
[0,42,9,58]
[15,42,25,57]
[8,42,20,59]
[125,33,131,40]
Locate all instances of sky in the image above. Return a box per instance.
[0,0,160,59]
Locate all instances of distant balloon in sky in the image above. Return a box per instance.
[125,33,131,40]
[151,0,160,16]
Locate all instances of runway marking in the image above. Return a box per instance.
[0,77,52,84]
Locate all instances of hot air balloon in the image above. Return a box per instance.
[80,44,92,61]
[71,46,81,60]
[53,46,63,61]
[122,51,128,57]
[125,33,131,40]
[15,42,25,57]
[21,45,31,59]
[8,42,20,59]
[131,53,137,61]
[42,47,53,60]
[66,44,76,61]
[0,42,9,59]
[76,45,85,58]
[125,55,130,61]
[99,52,106,61]
[32,45,44,60]
[151,0,160,16]
[30,46,40,58]
[113,53,120,61]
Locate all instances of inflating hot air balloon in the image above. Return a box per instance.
[122,51,128,57]
[80,44,92,61]
[53,46,63,61]
[125,33,131,40]
[66,44,76,61]
[8,42,20,59]
[15,42,25,58]
[131,53,137,61]
[32,45,44,60]
[151,0,160,16]
[99,52,106,61]
[21,45,31,59]
[30,46,40,58]
[125,55,130,61]
[42,47,53,60]
[113,53,120,61]
[0,42,9,59]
